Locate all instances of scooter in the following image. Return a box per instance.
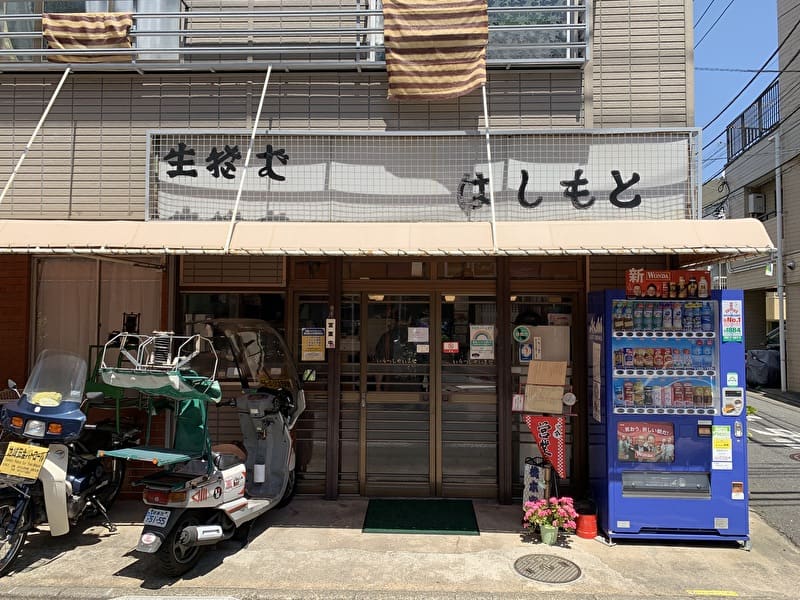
[0,350,139,576]
[99,319,310,576]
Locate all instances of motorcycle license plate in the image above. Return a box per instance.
[143,508,171,528]
[0,442,48,479]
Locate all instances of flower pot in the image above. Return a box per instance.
[539,523,558,545]
[576,513,597,539]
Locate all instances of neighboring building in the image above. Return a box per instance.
[0,1,771,502]
[706,0,795,388]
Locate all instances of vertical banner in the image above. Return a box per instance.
[524,415,567,479]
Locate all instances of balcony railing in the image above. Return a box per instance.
[0,1,588,72]
[726,78,780,163]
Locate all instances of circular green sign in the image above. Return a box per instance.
[513,325,530,343]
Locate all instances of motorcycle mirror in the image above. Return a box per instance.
[303,369,316,383]
[7,379,16,390]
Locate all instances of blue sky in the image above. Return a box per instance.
[694,0,779,182]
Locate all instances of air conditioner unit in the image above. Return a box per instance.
[748,193,766,215]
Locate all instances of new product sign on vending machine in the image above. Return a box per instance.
[588,269,749,546]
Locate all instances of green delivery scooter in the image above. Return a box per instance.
[98,319,312,576]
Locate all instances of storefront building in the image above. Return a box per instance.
[0,2,772,503]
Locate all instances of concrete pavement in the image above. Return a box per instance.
[0,497,798,600]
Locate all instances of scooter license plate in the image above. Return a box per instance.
[0,442,48,479]
[143,508,171,528]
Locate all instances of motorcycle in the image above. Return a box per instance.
[99,320,312,576]
[0,349,139,576]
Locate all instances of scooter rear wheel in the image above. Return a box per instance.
[157,513,204,577]
[0,499,29,577]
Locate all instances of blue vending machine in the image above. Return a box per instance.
[588,286,749,546]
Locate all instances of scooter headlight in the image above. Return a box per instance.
[23,419,46,437]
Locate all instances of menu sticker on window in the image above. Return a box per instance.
[301,327,326,361]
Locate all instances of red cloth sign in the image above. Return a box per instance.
[524,415,567,479]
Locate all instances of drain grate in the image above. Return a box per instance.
[514,553,582,584]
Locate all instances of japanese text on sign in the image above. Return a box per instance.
[0,442,49,479]
[721,300,743,343]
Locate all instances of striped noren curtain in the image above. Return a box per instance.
[42,12,133,63]
[382,0,488,101]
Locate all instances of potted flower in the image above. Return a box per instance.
[522,496,579,545]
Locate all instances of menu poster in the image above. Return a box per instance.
[616,421,675,463]
[625,268,711,300]
[301,327,326,361]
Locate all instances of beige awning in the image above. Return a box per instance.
[0,218,774,264]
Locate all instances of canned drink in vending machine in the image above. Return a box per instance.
[614,382,624,406]
[653,348,664,368]
[672,303,683,330]
[683,382,694,406]
[623,347,634,368]
[672,381,684,406]
[662,303,673,330]
[652,385,662,407]
[623,381,634,406]
[633,381,645,406]
[662,384,673,407]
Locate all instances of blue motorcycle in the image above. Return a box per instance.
[0,349,139,576]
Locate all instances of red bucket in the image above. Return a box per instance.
[576,514,597,539]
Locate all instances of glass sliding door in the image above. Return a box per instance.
[439,294,498,498]
[362,294,432,496]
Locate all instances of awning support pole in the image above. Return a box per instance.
[225,65,273,253]
[0,67,72,207]
[481,83,498,254]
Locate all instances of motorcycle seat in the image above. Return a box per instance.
[212,443,246,470]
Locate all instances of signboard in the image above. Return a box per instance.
[301,327,326,361]
[523,415,567,478]
[148,131,694,223]
[721,300,743,343]
[0,442,49,479]
[442,341,459,354]
[625,268,711,300]
[513,325,530,343]
[469,325,494,360]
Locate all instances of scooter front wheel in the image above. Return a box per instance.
[157,513,204,577]
[0,499,29,577]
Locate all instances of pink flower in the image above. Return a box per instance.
[522,496,580,532]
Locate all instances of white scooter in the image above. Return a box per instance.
[99,319,310,576]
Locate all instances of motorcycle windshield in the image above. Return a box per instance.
[204,319,299,394]
[22,349,87,407]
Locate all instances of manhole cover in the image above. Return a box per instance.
[514,553,581,584]
[790,452,800,462]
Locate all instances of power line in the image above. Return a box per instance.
[704,91,800,183]
[697,67,786,73]
[703,34,800,154]
[779,0,800,20]
[695,0,720,28]
[695,0,737,49]
[700,14,800,151]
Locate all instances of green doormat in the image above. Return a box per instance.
[362,499,480,535]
